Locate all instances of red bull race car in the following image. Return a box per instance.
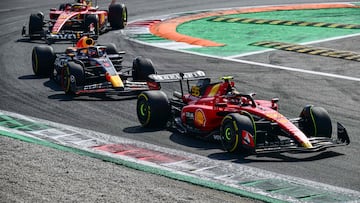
[136,72,350,154]
[22,0,127,43]
[32,36,160,96]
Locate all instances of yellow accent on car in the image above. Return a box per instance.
[208,84,220,97]
[302,141,313,148]
[109,75,124,88]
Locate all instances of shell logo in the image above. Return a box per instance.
[194,109,206,127]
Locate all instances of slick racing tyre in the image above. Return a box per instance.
[32,45,55,77]
[29,12,44,40]
[62,61,85,95]
[137,91,170,128]
[220,113,255,153]
[132,57,156,81]
[85,14,99,39]
[108,4,127,29]
[104,43,118,54]
[299,105,332,138]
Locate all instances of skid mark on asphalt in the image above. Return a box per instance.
[208,17,360,29]
[250,41,360,62]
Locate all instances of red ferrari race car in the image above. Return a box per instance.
[32,36,160,96]
[136,72,350,154]
[22,0,127,43]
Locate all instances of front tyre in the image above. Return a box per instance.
[104,43,118,54]
[220,113,255,153]
[32,46,55,77]
[137,91,170,128]
[132,57,156,81]
[299,105,332,138]
[62,62,85,95]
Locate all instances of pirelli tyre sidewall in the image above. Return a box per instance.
[137,91,170,128]
[132,57,156,82]
[299,105,332,138]
[220,113,255,153]
[108,3,127,29]
[32,45,55,77]
[62,61,85,95]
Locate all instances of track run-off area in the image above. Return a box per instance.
[126,2,360,82]
[1,1,359,202]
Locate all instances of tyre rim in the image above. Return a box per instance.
[138,100,149,123]
[140,103,147,117]
[225,127,232,141]
[222,122,239,152]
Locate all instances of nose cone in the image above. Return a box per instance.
[301,141,313,148]
[108,75,124,88]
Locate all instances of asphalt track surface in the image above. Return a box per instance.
[0,0,359,202]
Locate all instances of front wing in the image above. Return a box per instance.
[71,81,159,96]
[22,25,97,44]
[255,122,350,154]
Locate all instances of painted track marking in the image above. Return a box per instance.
[1,110,360,202]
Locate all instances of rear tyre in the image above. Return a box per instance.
[29,12,44,40]
[299,105,332,138]
[108,4,127,29]
[137,91,170,128]
[32,46,55,77]
[85,14,99,39]
[62,61,85,95]
[220,113,255,153]
[132,57,156,81]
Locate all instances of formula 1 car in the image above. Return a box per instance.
[22,0,127,43]
[32,36,160,96]
[136,72,350,154]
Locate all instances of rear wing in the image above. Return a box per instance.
[148,70,206,82]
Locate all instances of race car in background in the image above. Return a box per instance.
[136,72,350,154]
[22,0,127,43]
[32,36,160,96]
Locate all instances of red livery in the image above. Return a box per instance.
[136,72,350,154]
[22,0,127,43]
